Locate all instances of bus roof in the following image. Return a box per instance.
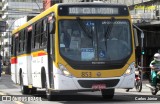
[12,3,58,35]
[12,2,128,35]
[58,2,127,7]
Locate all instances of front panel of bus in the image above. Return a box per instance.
[53,4,135,90]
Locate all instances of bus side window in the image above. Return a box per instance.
[32,24,35,50]
[20,30,26,52]
[27,29,32,53]
[19,31,22,53]
[18,30,25,53]
[41,19,47,47]
[34,23,41,49]
[23,30,26,52]
[16,36,19,54]
[11,36,14,56]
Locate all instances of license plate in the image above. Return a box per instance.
[92,84,106,90]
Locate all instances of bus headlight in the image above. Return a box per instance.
[123,62,135,76]
[58,64,73,77]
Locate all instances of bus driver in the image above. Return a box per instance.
[61,22,71,51]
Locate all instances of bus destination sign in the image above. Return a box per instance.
[58,5,129,16]
[68,7,118,15]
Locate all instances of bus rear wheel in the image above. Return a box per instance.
[30,87,37,94]
[101,89,114,99]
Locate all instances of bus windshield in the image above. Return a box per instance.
[59,19,132,62]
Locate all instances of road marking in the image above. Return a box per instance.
[14,101,24,104]
[0,92,5,95]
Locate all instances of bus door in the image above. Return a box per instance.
[47,15,55,88]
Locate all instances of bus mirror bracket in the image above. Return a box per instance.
[49,18,55,34]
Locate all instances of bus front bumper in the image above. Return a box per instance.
[53,73,135,90]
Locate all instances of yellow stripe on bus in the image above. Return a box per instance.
[17,54,30,58]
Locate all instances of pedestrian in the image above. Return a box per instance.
[149,53,160,89]
[0,54,2,80]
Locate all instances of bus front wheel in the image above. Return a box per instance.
[45,81,57,101]
[101,89,115,99]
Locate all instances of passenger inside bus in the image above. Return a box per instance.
[80,31,93,48]
[61,23,71,51]
[69,29,81,50]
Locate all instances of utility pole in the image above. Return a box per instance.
[141,32,144,80]
[133,24,144,81]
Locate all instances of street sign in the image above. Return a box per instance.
[0,21,6,32]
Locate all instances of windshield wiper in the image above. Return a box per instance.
[104,17,115,40]
[104,17,115,49]
[76,17,92,39]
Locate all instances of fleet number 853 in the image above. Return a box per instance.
[81,72,92,77]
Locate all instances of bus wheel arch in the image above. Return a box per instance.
[19,69,22,84]
[41,67,46,88]
[41,67,55,101]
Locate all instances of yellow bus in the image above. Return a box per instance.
[11,2,136,100]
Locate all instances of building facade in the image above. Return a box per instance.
[0,0,3,57]
[1,0,43,63]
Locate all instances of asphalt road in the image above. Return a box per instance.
[0,74,160,104]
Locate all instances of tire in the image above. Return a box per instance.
[45,81,58,101]
[30,87,37,95]
[20,75,29,94]
[46,85,52,101]
[43,74,55,101]
[126,89,130,92]
[101,89,114,99]
[151,88,158,95]
[135,79,142,92]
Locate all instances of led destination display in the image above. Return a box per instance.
[58,4,129,16]
[68,7,118,15]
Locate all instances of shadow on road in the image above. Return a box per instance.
[32,90,132,101]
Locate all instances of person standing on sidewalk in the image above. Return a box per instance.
[0,54,2,79]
